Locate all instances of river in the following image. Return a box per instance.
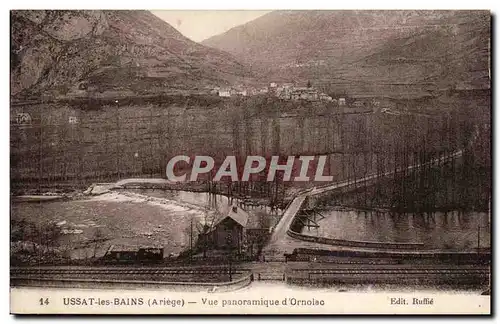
[301,209,491,251]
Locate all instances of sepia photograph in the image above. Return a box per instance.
[9,8,491,315]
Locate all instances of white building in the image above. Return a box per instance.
[218,88,231,97]
[338,98,346,106]
[211,86,220,95]
[319,93,333,102]
[15,113,32,125]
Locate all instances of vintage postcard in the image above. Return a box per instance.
[9,9,491,315]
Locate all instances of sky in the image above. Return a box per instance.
[151,10,270,42]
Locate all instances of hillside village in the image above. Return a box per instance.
[212,82,333,102]
[211,82,381,109]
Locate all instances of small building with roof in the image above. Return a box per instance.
[319,93,333,102]
[194,203,273,260]
[204,204,249,253]
[352,101,365,107]
[218,88,232,97]
[291,87,319,101]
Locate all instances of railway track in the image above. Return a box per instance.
[10,267,246,285]
[10,266,256,291]
[287,266,490,286]
[11,267,241,276]
[293,268,489,276]
[11,264,489,278]
[10,266,254,291]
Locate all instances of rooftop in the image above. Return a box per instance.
[214,204,249,228]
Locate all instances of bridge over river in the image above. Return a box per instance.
[262,129,477,261]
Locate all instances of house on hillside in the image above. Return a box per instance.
[218,88,231,97]
[338,97,346,106]
[319,93,333,102]
[277,83,295,100]
[246,87,257,96]
[210,86,221,95]
[291,87,319,101]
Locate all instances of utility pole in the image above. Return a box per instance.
[115,100,120,179]
[190,217,193,263]
[226,233,233,282]
[229,252,232,282]
[149,104,154,177]
[477,224,480,252]
[39,101,43,194]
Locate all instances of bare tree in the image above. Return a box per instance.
[92,227,105,258]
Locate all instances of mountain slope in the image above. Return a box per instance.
[11,10,251,99]
[203,10,490,97]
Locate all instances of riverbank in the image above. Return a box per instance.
[11,177,289,209]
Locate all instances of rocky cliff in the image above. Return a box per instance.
[11,10,251,99]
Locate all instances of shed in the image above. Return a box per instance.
[210,204,249,252]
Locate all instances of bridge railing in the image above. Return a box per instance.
[276,145,467,251]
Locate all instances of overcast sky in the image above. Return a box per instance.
[151,10,270,42]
